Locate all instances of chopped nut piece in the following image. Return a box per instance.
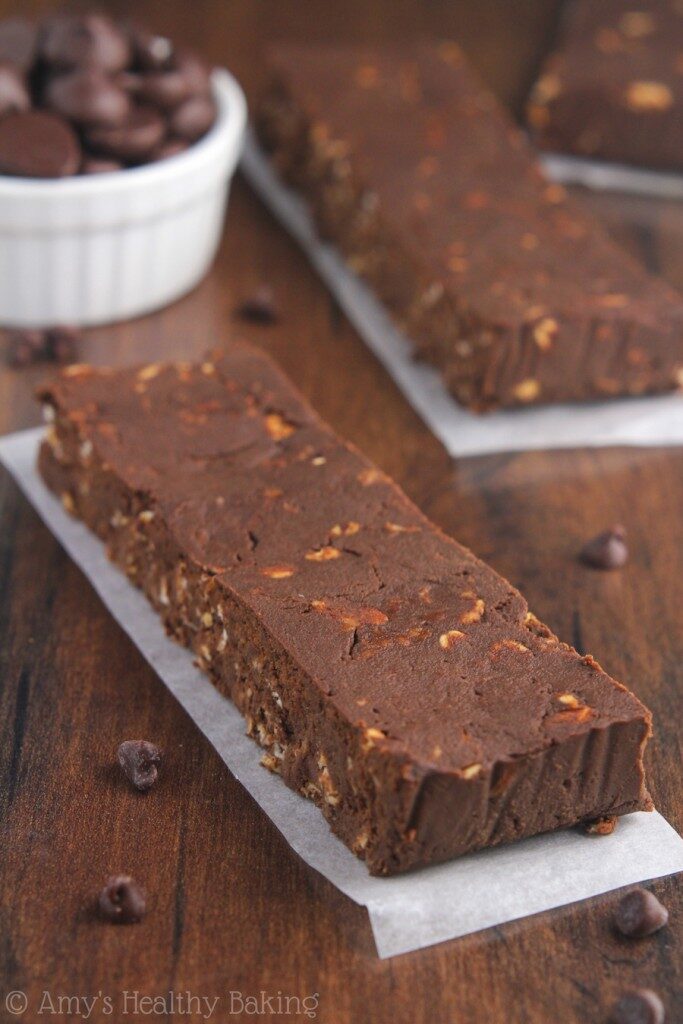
[358,467,381,485]
[532,317,558,351]
[363,726,386,750]
[201,612,213,628]
[581,815,618,836]
[558,693,581,708]
[138,509,155,523]
[261,565,295,579]
[305,546,341,561]
[384,521,420,534]
[61,491,75,514]
[460,598,485,625]
[355,63,379,88]
[330,521,360,537]
[619,11,656,38]
[625,80,674,111]
[264,412,296,441]
[439,629,464,649]
[460,763,483,780]
[311,455,327,466]
[136,363,162,382]
[512,378,541,402]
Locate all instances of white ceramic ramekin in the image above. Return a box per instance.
[0,69,246,327]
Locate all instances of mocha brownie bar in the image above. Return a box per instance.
[37,346,652,874]
[255,41,683,410]
[528,0,683,172]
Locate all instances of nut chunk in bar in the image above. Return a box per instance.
[528,0,683,173]
[255,40,683,410]
[37,347,653,875]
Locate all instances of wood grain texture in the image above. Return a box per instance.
[0,2,681,1022]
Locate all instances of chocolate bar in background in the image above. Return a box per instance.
[528,0,683,173]
[37,346,652,875]
[255,40,683,411]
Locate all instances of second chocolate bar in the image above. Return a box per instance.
[256,40,683,410]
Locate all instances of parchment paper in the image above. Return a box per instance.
[2,427,683,958]
[241,133,683,458]
[541,153,683,200]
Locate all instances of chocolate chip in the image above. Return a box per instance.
[128,23,174,71]
[47,326,81,364]
[580,814,618,836]
[0,110,81,178]
[153,137,188,161]
[608,989,665,1024]
[169,94,216,142]
[6,329,47,367]
[44,68,130,128]
[0,17,37,72]
[615,888,669,939]
[173,50,212,97]
[98,875,146,924]
[234,287,280,325]
[0,63,30,117]
[81,156,123,175]
[117,739,162,792]
[139,69,191,110]
[579,525,628,570]
[41,14,131,73]
[85,105,166,162]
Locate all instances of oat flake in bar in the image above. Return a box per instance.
[256,40,683,410]
[37,346,652,874]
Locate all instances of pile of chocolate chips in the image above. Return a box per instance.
[0,12,217,177]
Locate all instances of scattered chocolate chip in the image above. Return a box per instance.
[0,110,81,178]
[6,329,47,367]
[85,105,166,162]
[44,68,130,128]
[169,94,216,142]
[0,63,30,117]
[608,989,665,1024]
[47,326,81,364]
[81,156,123,175]
[615,888,669,939]
[98,875,146,924]
[117,739,162,792]
[234,287,280,325]
[579,524,628,570]
[41,14,131,74]
[0,17,37,72]
[581,814,618,836]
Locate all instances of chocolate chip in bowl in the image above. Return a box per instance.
[0,10,219,177]
[0,12,246,327]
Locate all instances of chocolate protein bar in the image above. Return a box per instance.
[37,346,653,874]
[528,0,683,173]
[255,40,683,410]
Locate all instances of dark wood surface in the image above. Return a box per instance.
[1,2,682,1022]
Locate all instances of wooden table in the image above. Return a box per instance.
[1,2,681,1021]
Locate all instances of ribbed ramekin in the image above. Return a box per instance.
[0,69,246,327]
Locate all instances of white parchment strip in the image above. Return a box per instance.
[241,133,683,458]
[541,153,683,200]
[2,427,683,959]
